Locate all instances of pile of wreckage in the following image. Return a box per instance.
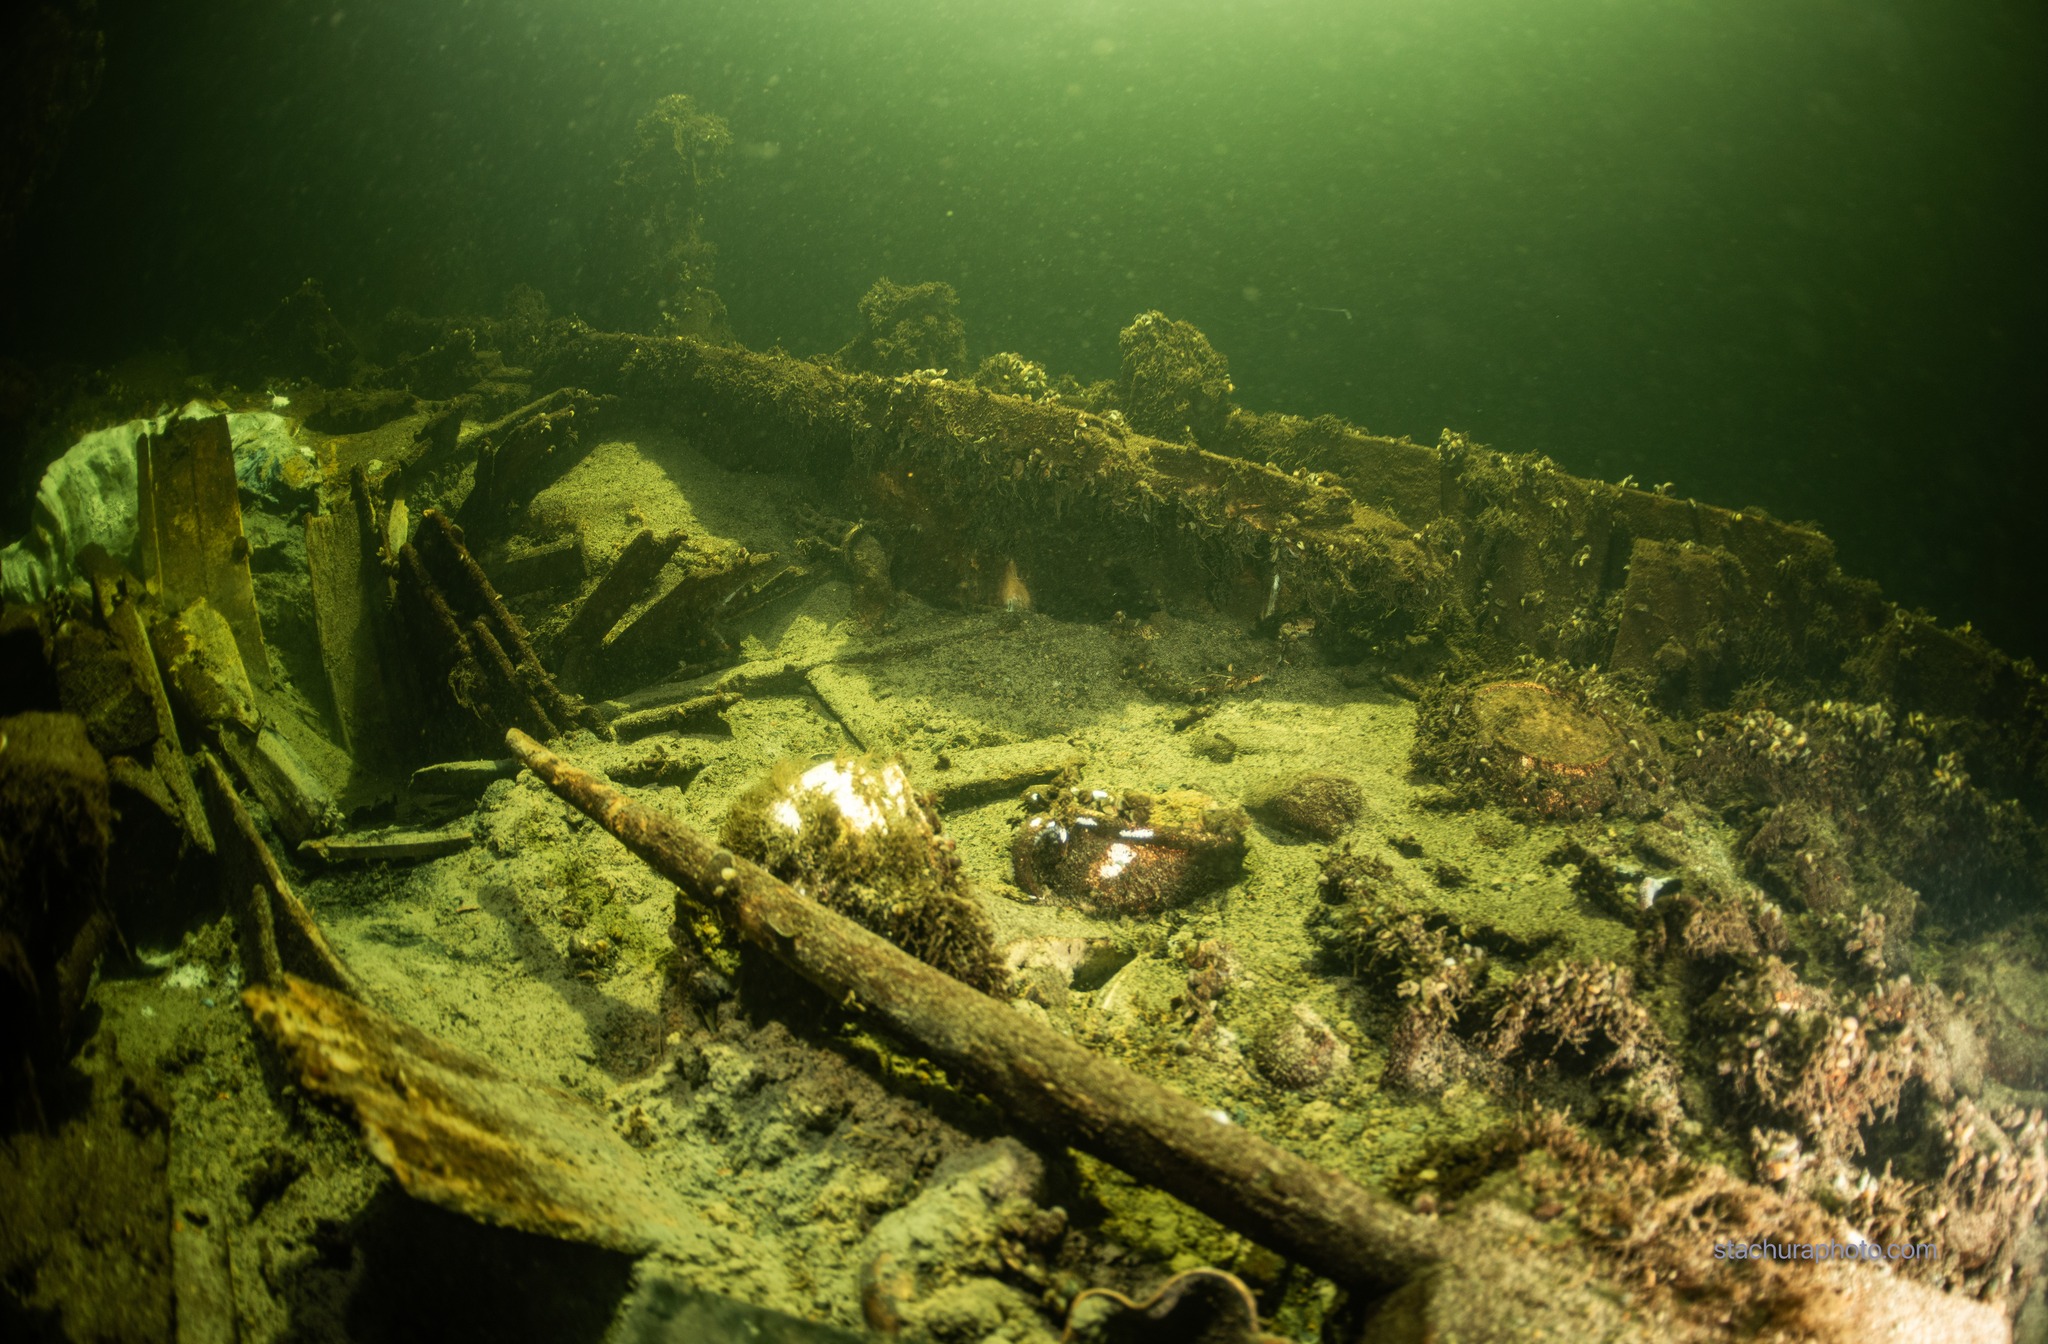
[3,279,2045,1341]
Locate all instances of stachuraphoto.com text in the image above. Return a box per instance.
[1713,1240,1937,1263]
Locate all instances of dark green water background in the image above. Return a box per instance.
[8,0,2044,660]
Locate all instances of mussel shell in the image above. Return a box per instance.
[1012,810,1242,916]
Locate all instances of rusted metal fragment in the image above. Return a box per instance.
[134,407,268,682]
[300,821,473,865]
[555,527,683,690]
[196,749,358,996]
[245,974,717,1259]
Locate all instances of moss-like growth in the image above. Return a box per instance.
[1310,849,1491,1093]
[839,279,968,376]
[602,93,732,338]
[719,757,1003,992]
[1686,697,2047,934]
[1117,311,1234,448]
[1487,959,1685,1141]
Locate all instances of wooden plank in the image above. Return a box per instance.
[304,472,412,770]
[135,408,268,685]
[484,535,585,597]
[300,822,473,865]
[245,974,720,1260]
[916,737,1084,811]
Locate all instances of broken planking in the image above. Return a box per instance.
[588,548,775,697]
[609,691,739,742]
[214,723,343,849]
[396,509,606,751]
[454,389,611,544]
[244,974,721,1260]
[409,758,519,802]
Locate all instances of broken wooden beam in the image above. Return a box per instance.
[805,664,892,752]
[299,822,474,865]
[412,509,600,738]
[469,616,557,740]
[454,389,610,542]
[408,758,518,802]
[592,659,800,721]
[609,691,739,742]
[484,534,585,597]
[918,738,1084,811]
[53,615,160,758]
[244,973,722,1259]
[588,549,772,696]
[195,750,357,996]
[505,728,1447,1292]
[74,551,214,853]
[537,327,2048,802]
[214,724,342,849]
[148,599,258,735]
[554,527,683,690]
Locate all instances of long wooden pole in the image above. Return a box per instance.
[505,728,1445,1290]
